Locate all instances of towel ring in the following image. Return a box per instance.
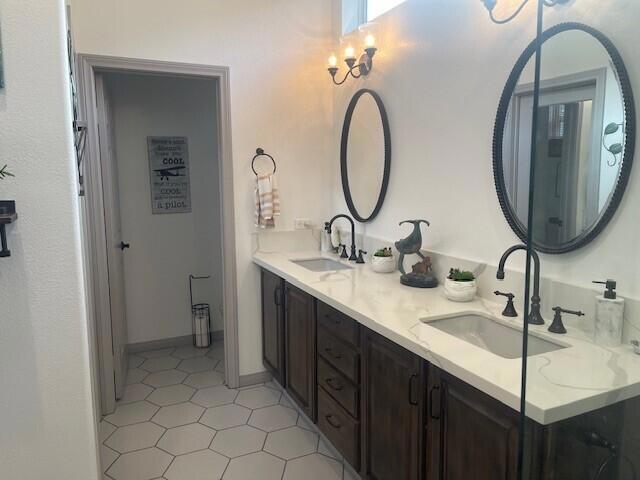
[252,148,277,176]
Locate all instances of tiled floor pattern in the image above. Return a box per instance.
[100,342,358,480]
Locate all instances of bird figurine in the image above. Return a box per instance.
[395,219,438,288]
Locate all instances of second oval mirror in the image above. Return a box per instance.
[341,89,391,223]
[494,23,635,253]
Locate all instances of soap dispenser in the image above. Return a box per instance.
[593,279,625,347]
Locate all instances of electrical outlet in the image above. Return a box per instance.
[294,218,313,230]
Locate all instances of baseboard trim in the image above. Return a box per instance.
[127,335,193,354]
[127,331,225,354]
[239,370,272,387]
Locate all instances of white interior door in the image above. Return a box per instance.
[96,74,128,400]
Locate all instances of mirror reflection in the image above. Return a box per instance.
[499,28,631,252]
[341,89,391,222]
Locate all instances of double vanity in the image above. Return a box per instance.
[252,19,640,480]
[254,247,640,480]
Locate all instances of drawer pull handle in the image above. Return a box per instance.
[325,314,342,325]
[325,414,342,429]
[324,348,342,360]
[325,377,344,391]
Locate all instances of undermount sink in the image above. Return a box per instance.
[291,258,353,272]
[422,314,567,359]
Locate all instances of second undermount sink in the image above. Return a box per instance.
[422,314,567,359]
[291,258,353,272]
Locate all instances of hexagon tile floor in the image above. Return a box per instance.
[100,341,358,480]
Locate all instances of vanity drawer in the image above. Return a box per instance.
[318,327,360,383]
[318,356,359,419]
[317,387,360,471]
[317,301,360,347]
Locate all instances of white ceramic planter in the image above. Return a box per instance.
[371,255,396,274]
[444,278,477,302]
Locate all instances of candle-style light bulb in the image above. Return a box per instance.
[365,34,376,48]
[344,46,356,60]
[328,54,338,68]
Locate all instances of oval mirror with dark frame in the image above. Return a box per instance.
[493,23,635,254]
[341,89,391,223]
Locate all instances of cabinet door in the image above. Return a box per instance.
[284,283,316,420]
[261,269,285,385]
[362,329,425,480]
[427,366,519,480]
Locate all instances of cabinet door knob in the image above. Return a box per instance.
[119,241,130,250]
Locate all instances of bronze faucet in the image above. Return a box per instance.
[497,244,544,325]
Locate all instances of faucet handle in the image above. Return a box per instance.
[549,306,584,334]
[339,244,348,259]
[494,290,514,299]
[356,250,367,264]
[494,291,517,317]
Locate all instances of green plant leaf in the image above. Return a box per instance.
[604,123,620,135]
[609,143,623,155]
[0,164,14,179]
[448,268,475,281]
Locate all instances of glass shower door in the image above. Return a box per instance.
[518,16,639,480]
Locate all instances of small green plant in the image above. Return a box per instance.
[374,247,393,257]
[448,268,475,282]
[0,165,14,180]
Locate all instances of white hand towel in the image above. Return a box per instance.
[255,174,280,228]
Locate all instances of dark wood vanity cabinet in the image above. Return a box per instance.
[316,301,362,471]
[362,328,426,480]
[260,269,285,385]
[284,282,316,421]
[426,365,520,480]
[260,269,640,480]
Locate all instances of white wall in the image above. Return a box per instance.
[105,73,223,344]
[0,1,99,479]
[331,0,640,301]
[69,0,334,375]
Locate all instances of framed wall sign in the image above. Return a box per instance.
[147,136,192,214]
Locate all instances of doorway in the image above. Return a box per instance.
[79,56,239,416]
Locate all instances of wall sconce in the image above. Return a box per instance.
[328,35,377,86]
[481,0,570,24]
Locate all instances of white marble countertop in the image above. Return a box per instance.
[253,249,640,425]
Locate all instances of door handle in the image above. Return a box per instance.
[274,286,281,307]
[409,374,419,406]
[119,241,130,250]
[430,385,441,420]
[325,414,342,429]
[325,377,344,391]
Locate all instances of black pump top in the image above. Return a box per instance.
[593,279,617,299]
